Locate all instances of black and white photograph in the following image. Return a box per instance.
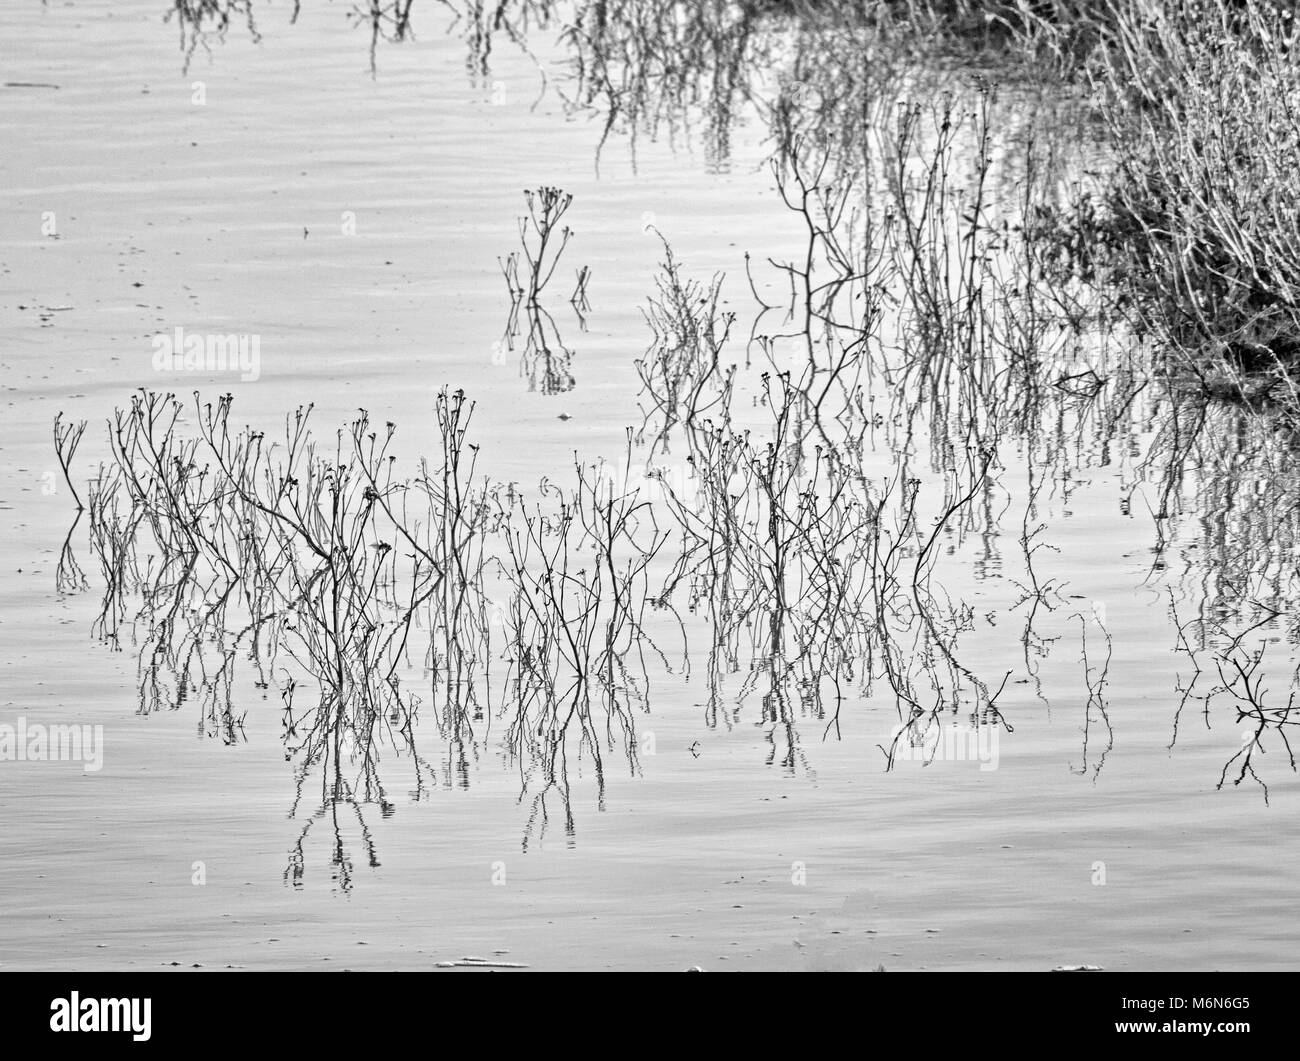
[1,0,1295,1018]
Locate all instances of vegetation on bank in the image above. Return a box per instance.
[1019,1,1300,406]
[754,0,1300,406]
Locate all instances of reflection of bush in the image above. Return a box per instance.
[78,388,664,883]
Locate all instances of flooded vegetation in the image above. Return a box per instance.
[7,0,1300,969]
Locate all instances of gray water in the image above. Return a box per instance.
[1,0,1296,971]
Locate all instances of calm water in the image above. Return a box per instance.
[1,0,1297,971]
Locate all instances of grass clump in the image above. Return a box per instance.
[1033,1,1300,404]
